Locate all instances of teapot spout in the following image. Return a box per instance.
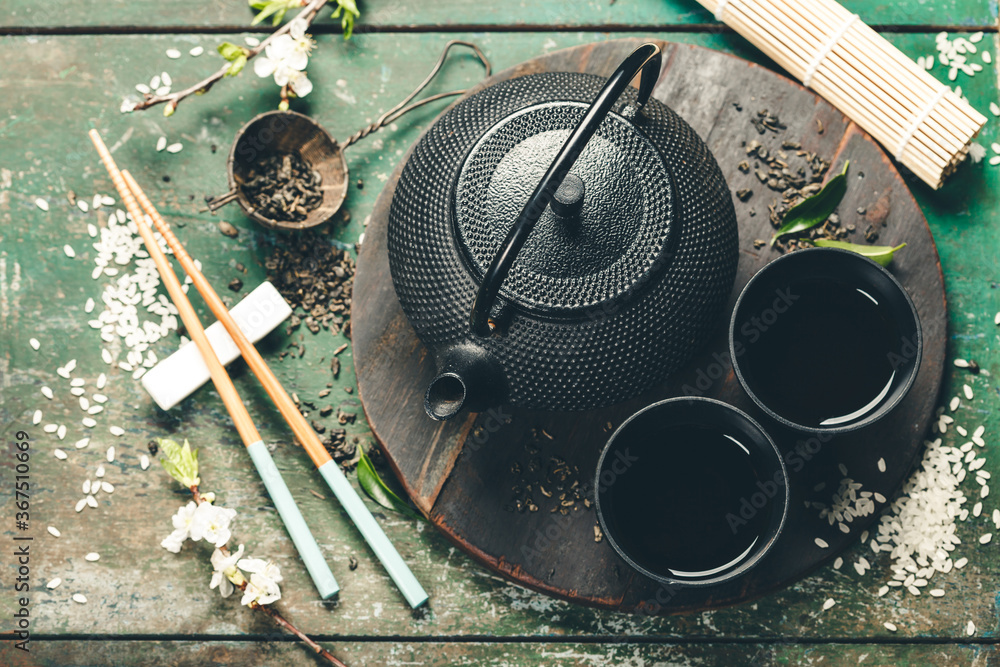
[424,343,504,421]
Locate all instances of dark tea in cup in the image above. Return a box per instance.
[730,247,922,434]
[595,398,788,586]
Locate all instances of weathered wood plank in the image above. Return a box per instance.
[0,0,995,30]
[0,30,997,641]
[3,639,1000,666]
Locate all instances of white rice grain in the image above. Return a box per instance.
[46,578,62,589]
[75,438,89,449]
[110,426,125,437]
[884,621,897,632]
[72,594,87,604]
[35,198,49,211]
[74,498,87,512]
[140,454,150,470]
[54,449,68,460]
[47,526,61,537]
[822,598,835,610]
[107,446,115,462]
[32,410,42,424]
[964,384,974,400]
[41,386,53,400]
[29,338,40,350]
[166,48,181,59]
[64,245,76,258]
[85,552,100,562]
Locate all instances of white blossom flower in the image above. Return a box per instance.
[280,69,313,97]
[254,20,313,78]
[160,529,187,553]
[189,503,237,547]
[238,558,283,606]
[253,18,315,98]
[161,500,199,551]
[237,557,283,583]
[210,544,245,598]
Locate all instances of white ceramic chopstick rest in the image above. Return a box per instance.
[142,281,292,410]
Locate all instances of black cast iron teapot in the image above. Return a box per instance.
[387,43,739,420]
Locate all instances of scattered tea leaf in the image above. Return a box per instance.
[357,448,424,520]
[770,161,849,247]
[803,238,907,266]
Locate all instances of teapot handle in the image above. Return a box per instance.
[469,42,663,337]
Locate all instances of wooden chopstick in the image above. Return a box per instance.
[119,170,428,610]
[88,129,339,601]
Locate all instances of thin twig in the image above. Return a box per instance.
[130,0,329,115]
[254,602,349,666]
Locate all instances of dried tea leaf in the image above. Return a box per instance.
[770,161,849,247]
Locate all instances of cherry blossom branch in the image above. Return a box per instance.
[130,0,329,116]
[178,483,347,666]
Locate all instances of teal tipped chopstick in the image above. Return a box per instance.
[123,170,428,608]
[91,132,339,599]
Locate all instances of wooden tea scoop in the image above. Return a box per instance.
[120,169,429,609]
[88,129,339,600]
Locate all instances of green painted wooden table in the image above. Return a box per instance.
[1,2,999,665]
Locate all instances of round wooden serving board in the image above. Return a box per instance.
[352,39,947,614]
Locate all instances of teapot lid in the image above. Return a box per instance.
[454,100,676,313]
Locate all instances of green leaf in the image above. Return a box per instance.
[770,161,850,247]
[803,239,907,266]
[226,55,248,77]
[332,0,360,39]
[248,0,269,8]
[251,1,284,26]
[217,42,246,62]
[157,438,200,488]
[357,448,424,520]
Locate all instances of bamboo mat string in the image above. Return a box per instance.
[803,13,858,87]
[896,86,949,161]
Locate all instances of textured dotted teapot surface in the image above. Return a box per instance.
[456,101,675,311]
[387,72,739,412]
